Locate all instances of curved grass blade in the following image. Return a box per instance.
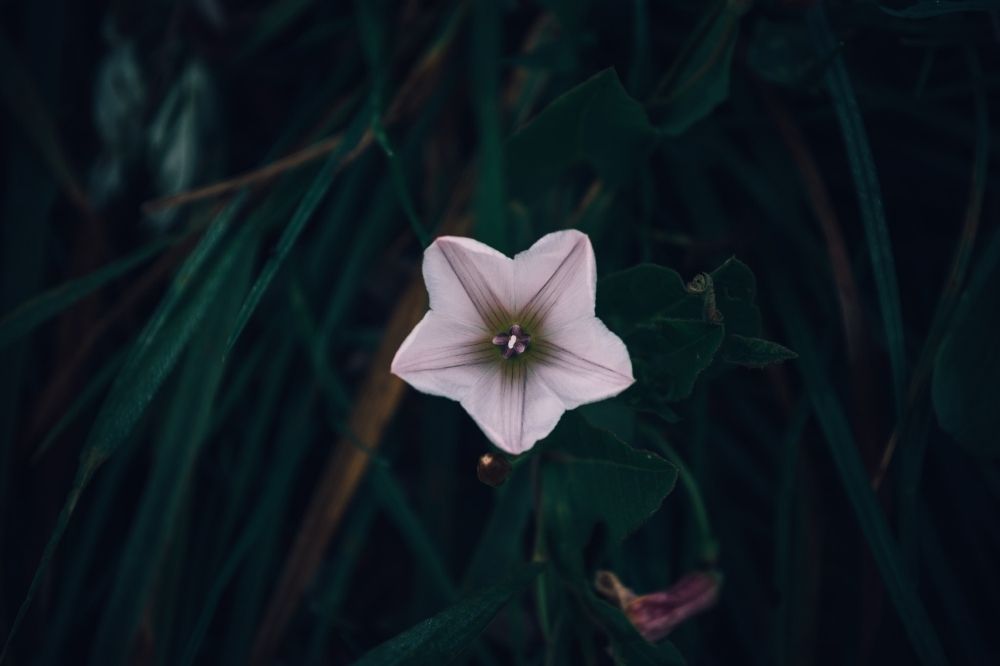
[0,194,249,662]
[304,491,378,665]
[223,109,369,357]
[30,350,125,463]
[181,390,316,666]
[353,563,543,666]
[0,81,328,659]
[807,5,907,416]
[0,233,176,349]
[778,293,949,666]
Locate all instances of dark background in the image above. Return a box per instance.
[1,0,998,664]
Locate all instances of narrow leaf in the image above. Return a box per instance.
[779,296,949,666]
[807,6,907,415]
[225,110,369,355]
[354,563,543,666]
[0,235,174,349]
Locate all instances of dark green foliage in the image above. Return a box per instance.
[0,1,995,665]
[654,0,749,136]
[354,563,543,666]
[933,232,1000,457]
[506,68,658,202]
[541,414,678,576]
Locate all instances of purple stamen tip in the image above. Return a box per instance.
[494,324,531,359]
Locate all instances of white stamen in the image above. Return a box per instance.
[507,335,517,349]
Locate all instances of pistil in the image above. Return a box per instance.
[492,324,531,359]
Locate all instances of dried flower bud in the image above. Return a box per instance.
[595,570,721,642]
[476,452,512,487]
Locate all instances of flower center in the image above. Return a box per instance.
[492,324,531,359]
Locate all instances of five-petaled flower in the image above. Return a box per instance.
[391,230,634,454]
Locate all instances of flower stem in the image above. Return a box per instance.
[530,455,552,639]
[641,424,719,565]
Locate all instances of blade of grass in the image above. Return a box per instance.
[88,222,256,665]
[806,5,907,416]
[209,337,294,569]
[35,431,141,666]
[316,75,453,344]
[370,462,457,598]
[0,192,248,662]
[218,390,318,665]
[30,350,125,462]
[356,0,431,248]
[353,563,543,666]
[895,49,991,570]
[303,486,377,665]
[224,109,370,356]
[0,233,178,350]
[291,279,463,611]
[182,392,317,666]
[772,400,810,666]
[471,0,508,251]
[2,58,354,660]
[777,291,949,666]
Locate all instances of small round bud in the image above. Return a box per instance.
[477,452,512,487]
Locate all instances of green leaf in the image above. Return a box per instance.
[597,259,768,402]
[710,257,760,337]
[506,68,658,202]
[353,563,543,666]
[932,231,1000,456]
[597,264,699,337]
[0,234,175,350]
[541,413,678,575]
[580,397,637,444]
[721,334,797,368]
[656,0,749,136]
[461,465,533,590]
[597,258,759,338]
[629,319,725,402]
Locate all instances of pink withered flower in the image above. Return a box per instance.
[391,230,634,455]
[595,570,721,642]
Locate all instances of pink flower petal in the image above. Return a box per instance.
[513,230,597,332]
[461,363,565,454]
[424,236,514,333]
[391,311,496,399]
[533,316,634,409]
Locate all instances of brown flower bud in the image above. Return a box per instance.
[476,452,512,487]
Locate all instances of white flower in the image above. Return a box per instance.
[391,230,634,454]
